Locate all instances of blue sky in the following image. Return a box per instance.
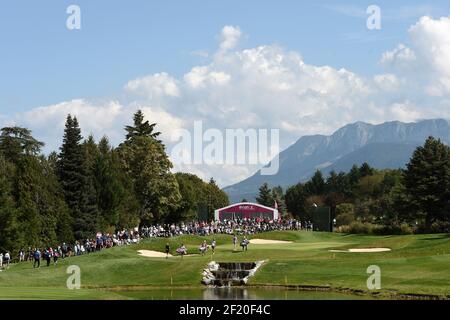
[1,1,450,186]
[1,0,448,113]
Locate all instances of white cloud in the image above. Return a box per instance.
[20,99,124,147]
[9,19,450,186]
[219,25,242,51]
[389,101,423,122]
[382,15,450,96]
[18,99,184,155]
[184,67,231,89]
[125,72,180,98]
[373,73,404,92]
[381,44,417,67]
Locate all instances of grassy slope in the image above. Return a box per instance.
[0,231,449,299]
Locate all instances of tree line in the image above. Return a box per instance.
[255,137,450,234]
[0,111,229,252]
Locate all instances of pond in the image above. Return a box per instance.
[111,287,376,300]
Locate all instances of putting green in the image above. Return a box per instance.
[0,231,449,299]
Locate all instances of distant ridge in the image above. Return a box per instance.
[223,119,450,203]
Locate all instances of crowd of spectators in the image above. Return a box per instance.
[140,218,313,238]
[0,218,313,269]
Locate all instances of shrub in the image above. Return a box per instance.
[336,225,351,233]
[372,223,413,235]
[335,203,355,226]
[336,222,413,235]
[336,221,376,234]
[414,220,450,234]
[430,221,450,233]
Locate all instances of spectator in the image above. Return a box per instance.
[165,243,170,259]
[33,249,41,268]
[4,252,10,267]
[53,249,59,266]
[176,244,187,258]
[241,237,249,251]
[27,247,33,261]
[44,249,51,267]
[19,248,25,262]
[211,239,216,254]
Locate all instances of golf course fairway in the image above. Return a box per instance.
[0,231,449,300]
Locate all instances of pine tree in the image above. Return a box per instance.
[83,134,99,170]
[58,115,85,210]
[256,183,273,207]
[41,155,73,244]
[326,170,339,192]
[57,115,94,238]
[124,110,161,141]
[118,110,180,224]
[285,183,308,219]
[0,126,44,162]
[0,128,72,251]
[359,162,374,177]
[14,156,72,248]
[349,164,360,185]
[92,137,125,229]
[0,154,20,252]
[98,136,111,155]
[305,170,325,195]
[403,136,450,231]
[206,178,229,220]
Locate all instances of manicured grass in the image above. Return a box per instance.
[0,231,449,299]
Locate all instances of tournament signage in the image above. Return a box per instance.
[214,202,279,221]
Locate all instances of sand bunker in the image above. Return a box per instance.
[138,250,171,258]
[250,239,293,245]
[329,248,391,253]
[138,250,196,258]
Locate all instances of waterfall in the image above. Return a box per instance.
[202,261,264,287]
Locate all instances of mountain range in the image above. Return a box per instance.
[223,119,450,203]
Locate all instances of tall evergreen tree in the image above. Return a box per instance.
[118,110,180,224]
[256,183,273,207]
[92,137,125,229]
[359,162,375,177]
[349,164,361,185]
[0,126,44,162]
[403,136,450,231]
[14,156,73,248]
[0,154,19,252]
[305,170,325,195]
[285,183,308,218]
[57,115,94,238]
[58,115,85,211]
[205,178,229,220]
[124,110,161,141]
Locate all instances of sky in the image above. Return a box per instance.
[1,0,450,186]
